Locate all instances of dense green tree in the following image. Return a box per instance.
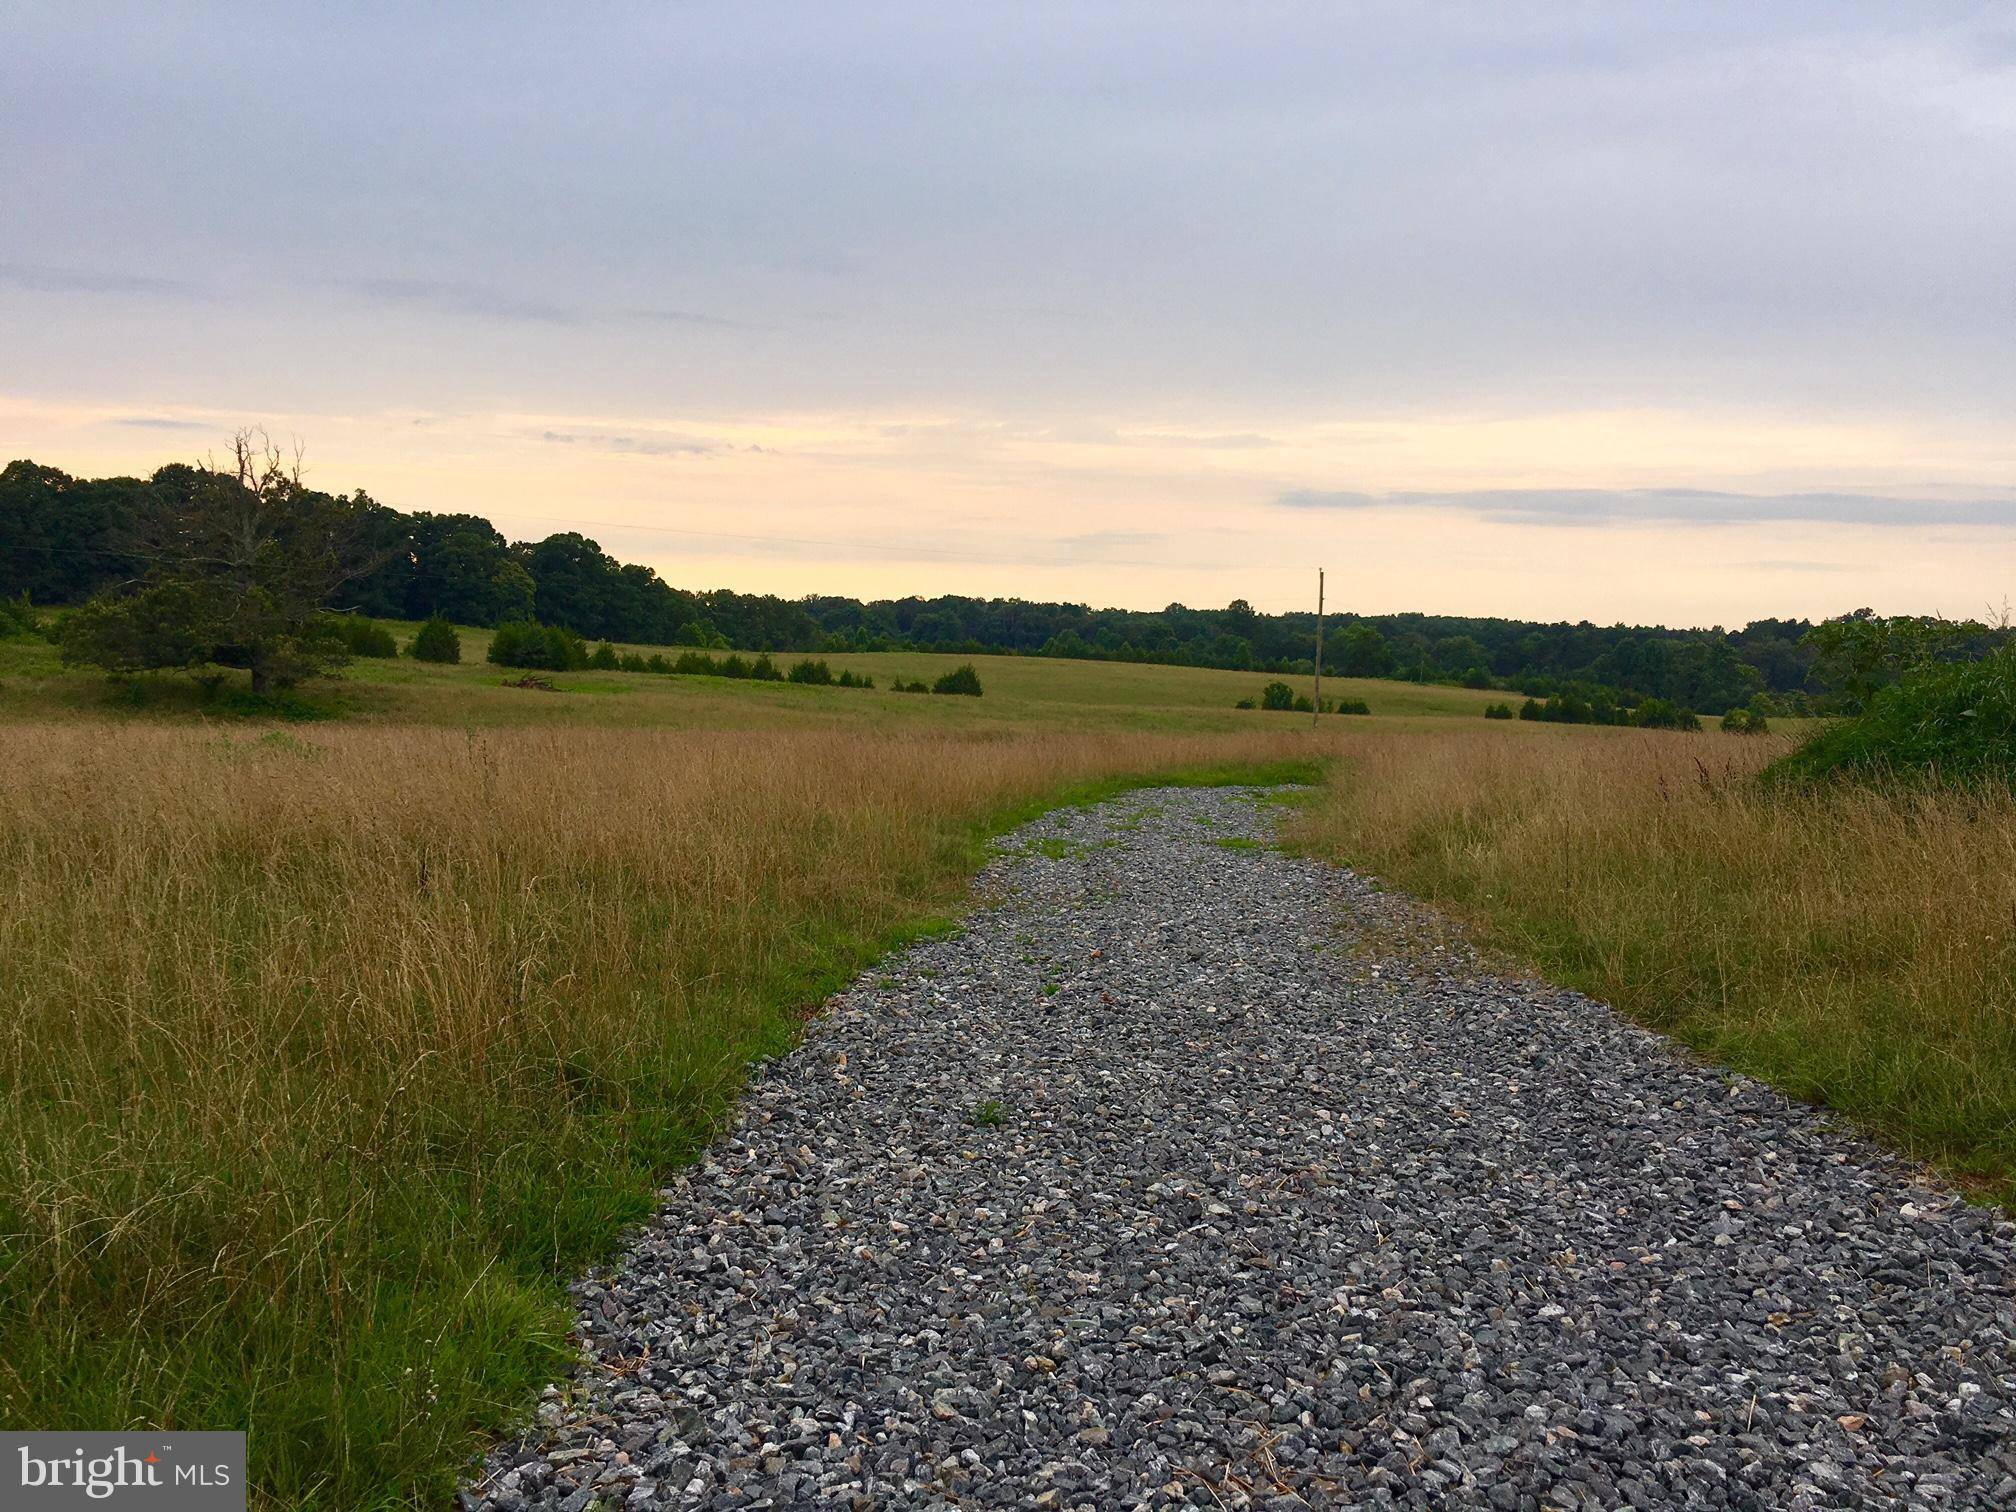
[1803,610,1991,711]
[407,516,534,625]
[55,433,380,692]
[0,461,152,603]
[1328,622,1392,677]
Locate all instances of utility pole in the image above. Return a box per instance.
[1312,567,1325,729]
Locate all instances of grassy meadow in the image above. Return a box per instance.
[2,623,2011,1507]
[0,635,1349,1508]
[0,624,1505,732]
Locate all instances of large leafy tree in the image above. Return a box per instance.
[1328,622,1392,677]
[1804,609,1993,711]
[407,514,533,625]
[57,431,381,692]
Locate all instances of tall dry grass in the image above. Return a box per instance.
[1293,725,2016,1199]
[0,720,1308,1508]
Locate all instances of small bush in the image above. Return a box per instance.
[892,679,930,694]
[1519,698,1543,721]
[1234,697,1256,710]
[487,620,588,671]
[1770,647,2016,787]
[673,651,715,675]
[1630,697,1702,731]
[1291,694,1315,713]
[1259,680,1296,711]
[643,653,671,673]
[1335,698,1370,716]
[588,642,621,670]
[1484,702,1514,720]
[788,658,833,685]
[0,594,38,640]
[331,615,397,658]
[932,664,984,697]
[835,669,874,689]
[619,652,647,673]
[407,617,461,664]
[750,654,785,682]
[717,654,751,679]
[1720,706,1770,734]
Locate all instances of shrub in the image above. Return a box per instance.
[1484,702,1514,720]
[643,653,671,673]
[1630,697,1701,731]
[835,669,874,689]
[331,615,398,658]
[588,642,621,670]
[1335,698,1370,716]
[0,594,37,639]
[619,652,647,673]
[1291,694,1315,713]
[788,658,833,685]
[1770,647,2016,787]
[407,617,461,664]
[932,664,984,697]
[892,679,930,694]
[487,620,588,671]
[1518,698,1543,721]
[750,654,784,682]
[716,654,751,680]
[1720,706,1769,734]
[1259,680,1296,711]
[673,651,716,675]
[1462,667,1492,689]
[674,621,729,649]
[1234,698,1256,710]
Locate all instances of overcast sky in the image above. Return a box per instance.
[3,2,2012,624]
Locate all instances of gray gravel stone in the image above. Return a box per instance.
[467,785,2016,1508]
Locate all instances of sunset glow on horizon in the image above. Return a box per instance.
[5,4,2012,626]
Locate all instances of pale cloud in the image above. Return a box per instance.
[110,415,212,432]
[536,428,723,458]
[0,262,198,297]
[346,278,747,330]
[1278,488,2016,528]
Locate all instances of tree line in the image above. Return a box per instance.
[3,451,1998,712]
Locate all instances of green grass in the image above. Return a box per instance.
[0,623,1509,733]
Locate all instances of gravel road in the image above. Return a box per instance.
[467,785,2016,1510]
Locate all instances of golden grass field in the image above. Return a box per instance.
[1289,725,2016,1203]
[0,693,1321,1507]
[1,628,2008,1507]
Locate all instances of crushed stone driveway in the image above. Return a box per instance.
[468,785,2016,1511]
